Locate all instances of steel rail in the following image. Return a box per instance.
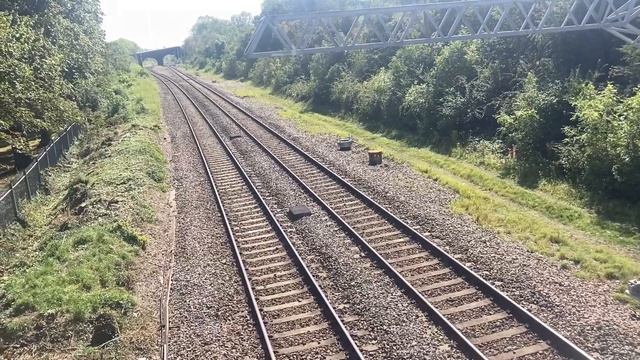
[152,70,365,359]
[151,72,275,358]
[170,66,593,360]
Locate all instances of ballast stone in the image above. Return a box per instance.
[288,205,312,220]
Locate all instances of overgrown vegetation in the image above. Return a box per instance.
[184,0,640,287]
[0,36,166,357]
[184,0,640,204]
[0,0,108,154]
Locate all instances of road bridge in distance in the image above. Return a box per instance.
[245,0,640,58]
[135,46,182,66]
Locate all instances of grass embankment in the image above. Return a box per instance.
[0,69,167,356]
[191,69,639,303]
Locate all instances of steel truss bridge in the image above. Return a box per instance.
[245,0,640,58]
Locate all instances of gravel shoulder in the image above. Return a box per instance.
[156,75,263,359]
[196,74,640,360]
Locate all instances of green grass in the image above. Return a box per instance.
[0,69,166,348]
[3,223,142,321]
[192,69,640,284]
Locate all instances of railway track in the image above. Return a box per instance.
[163,67,593,360]
[152,72,364,359]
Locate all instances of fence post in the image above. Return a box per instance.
[52,140,58,163]
[24,170,31,200]
[45,145,51,168]
[35,157,42,192]
[66,128,71,149]
[9,181,18,217]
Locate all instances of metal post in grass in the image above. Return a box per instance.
[9,181,18,217]
[24,170,31,200]
[66,127,71,149]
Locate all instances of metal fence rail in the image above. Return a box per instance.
[0,123,81,229]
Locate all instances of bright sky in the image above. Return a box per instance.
[100,0,263,50]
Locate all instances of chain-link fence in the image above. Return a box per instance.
[0,124,81,229]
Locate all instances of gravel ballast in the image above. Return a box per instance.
[176,69,640,360]
[157,67,467,359]
[156,74,263,359]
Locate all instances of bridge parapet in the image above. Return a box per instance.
[135,46,182,66]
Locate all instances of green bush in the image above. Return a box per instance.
[560,83,640,200]
[330,72,360,111]
[452,138,511,173]
[285,79,314,101]
[354,69,395,126]
[497,74,567,184]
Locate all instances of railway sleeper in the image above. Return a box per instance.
[353,219,395,232]
[343,210,380,224]
[244,251,288,263]
[259,288,308,302]
[247,260,291,272]
[407,268,452,282]
[254,277,302,291]
[376,244,421,255]
[239,238,280,250]
[490,342,550,360]
[227,199,257,210]
[371,237,409,248]
[243,245,283,256]
[396,259,440,272]
[236,226,273,238]
[273,337,338,356]
[253,268,298,281]
[234,221,271,232]
[215,178,244,187]
[361,225,396,235]
[225,193,254,202]
[268,309,323,325]
[229,205,261,217]
[317,187,346,196]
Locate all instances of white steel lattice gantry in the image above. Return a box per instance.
[244,0,640,58]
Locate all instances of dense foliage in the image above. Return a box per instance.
[0,0,135,154]
[184,0,640,202]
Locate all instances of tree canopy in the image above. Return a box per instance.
[0,0,117,152]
